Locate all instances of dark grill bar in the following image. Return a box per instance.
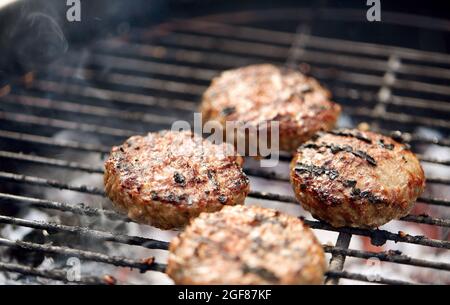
[0,214,170,251]
[0,192,448,284]
[31,79,199,112]
[3,191,446,270]
[0,261,107,285]
[0,172,104,195]
[0,130,111,153]
[2,104,450,151]
[323,246,450,272]
[325,233,352,285]
[325,270,414,285]
[1,173,449,250]
[1,167,449,213]
[0,7,449,285]
[1,94,180,125]
[3,76,450,134]
[0,238,164,273]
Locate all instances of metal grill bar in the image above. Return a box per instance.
[0,166,450,216]
[304,219,450,249]
[168,19,450,64]
[75,53,216,82]
[0,130,110,154]
[53,65,206,96]
[2,193,448,275]
[33,61,212,102]
[0,151,104,174]
[98,39,264,69]
[64,46,450,113]
[0,171,104,195]
[1,171,448,249]
[2,166,448,212]
[323,246,450,271]
[325,270,414,285]
[41,63,210,104]
[249,189,450,211]
[75,49,448,121]
[245,167,450,186]
[0,214,170,250]
[0,112,136,138]
[390,95,450,113]
[37,52,450,133]
[2,100,450,165]
[2,94,178,126]
[417,197,450,207]
[79,47,450,118]
[151,31,450,79]
[341,90,450,115]
[32,79,198,112]
[394,215,449,227]
[109,32,450,96]
[418,155,450,166]
[81,50,448,120]
[400,134,450,148]
[276,152,450,167]
[36,55,450,131]
[5,91,450,145]
[1,143,449,210]
[426,177,450,185]
[0,238,164,273]
[325,232,352,285]
[124,28,449,77]
[0,192,123,221]
[0,261,107,285]
[0,129,448,167]
[344,105,450,130]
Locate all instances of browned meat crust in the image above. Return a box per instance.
[201,64,341,153]
[290,129,426,228]
[104,130,250,229]
[167,205,326,284]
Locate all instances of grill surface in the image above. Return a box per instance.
[0,7,449,284]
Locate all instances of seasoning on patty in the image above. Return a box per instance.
[167,205,326,284]
[201,64,341,153]
[290,129,425,228]
[104,130,250,229]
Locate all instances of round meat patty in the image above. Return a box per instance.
[167,205,326,284]
[104,130,250,229]
[290,129,426,228]
[201,64,341,153]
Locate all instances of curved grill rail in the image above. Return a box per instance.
[0,9,449,285]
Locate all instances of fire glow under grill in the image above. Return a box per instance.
[0,9,449,284]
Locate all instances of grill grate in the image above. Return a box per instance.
[0,8,449,284]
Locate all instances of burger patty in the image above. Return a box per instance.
[201,64,341,153]
[167,205,326,284]
[104,130,250,229]
[290,129,426,228]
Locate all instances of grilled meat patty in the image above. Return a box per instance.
[201,64,341,153]
[167,205,326,284]
[104,130,250,229]
[290,129,425,228]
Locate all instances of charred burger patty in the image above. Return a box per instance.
[167,205,326,284]
[290,129,425,228]
[104,130,250,229]
[201,64,341,153]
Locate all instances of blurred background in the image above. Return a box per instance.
[1,0,450,82]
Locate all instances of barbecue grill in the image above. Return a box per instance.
[0,3,449,285]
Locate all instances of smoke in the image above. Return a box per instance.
[13,11,68,70]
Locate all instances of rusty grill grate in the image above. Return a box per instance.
[0,8,449,285]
